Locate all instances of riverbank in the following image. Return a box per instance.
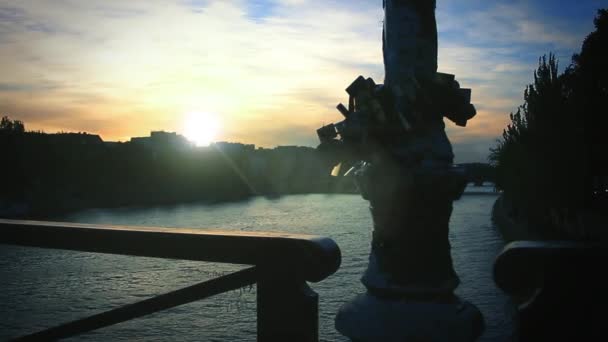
[492,193,608,243]
[491,195,542,242]
[0,182,358,221]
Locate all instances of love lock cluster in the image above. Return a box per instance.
[317,73,476,170]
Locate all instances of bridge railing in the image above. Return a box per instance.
[0,219,341,341]
[494,240,607,341]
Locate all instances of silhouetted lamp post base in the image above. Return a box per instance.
[336,293,482,342]
[334,162,484,341]
[317,0,484,340]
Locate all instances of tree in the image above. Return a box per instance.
[0,116,25,133]
[490,55,576,220]
[566,9,608,207]
[490,9,608,231]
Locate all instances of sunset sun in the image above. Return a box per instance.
[183,111,220,146]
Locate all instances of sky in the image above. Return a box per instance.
[0,0,605,162]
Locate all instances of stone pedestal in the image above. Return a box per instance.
[335,161,484,341]
[336,293,483,342]
[333,0,484,340]
[358,161,463,295]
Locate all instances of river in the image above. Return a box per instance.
[0,186,514,341]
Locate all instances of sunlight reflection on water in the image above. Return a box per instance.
[0,189,513,341]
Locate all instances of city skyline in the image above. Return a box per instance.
[0,0,603,162]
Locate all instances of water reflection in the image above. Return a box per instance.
[0,190,512,341]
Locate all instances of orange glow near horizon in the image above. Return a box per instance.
[0,1,595,161]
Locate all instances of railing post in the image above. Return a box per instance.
[494,241,608,341]
[257,268,318,342]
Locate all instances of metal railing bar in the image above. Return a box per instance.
[0,219,340,282]
[493,241,604,294]
[13,267,258,341]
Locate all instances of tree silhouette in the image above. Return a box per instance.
[490,9,607,234]
[567,9,608,208]
[0,116,25,133]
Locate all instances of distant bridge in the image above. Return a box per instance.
[456,163,496,186]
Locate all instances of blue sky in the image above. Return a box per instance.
[0,0,605,162]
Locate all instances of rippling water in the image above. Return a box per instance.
[0,187,513,341]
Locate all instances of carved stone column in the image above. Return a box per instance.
[328,0,484,340]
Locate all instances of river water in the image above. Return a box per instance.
[0,186,514,341]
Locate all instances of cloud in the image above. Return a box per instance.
[0,0,599,162]
[452,136,499,164]
[0,82,59,92]
[438,1,586,49]
[434,0,599,163]
[0,0,384,140]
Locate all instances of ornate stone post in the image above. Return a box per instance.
[317,0,483,340]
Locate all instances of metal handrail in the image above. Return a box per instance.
[14,267,258,341]
[0,219,341,341]
[494,240,608,341]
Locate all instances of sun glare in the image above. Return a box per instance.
[183,111,220,146]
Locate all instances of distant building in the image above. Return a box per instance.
[150,131,190,146]
[130,136,151,147]
[104,141,122,148]
[129,131,192,150]
[212,142,255,154]
[50,132,104,145]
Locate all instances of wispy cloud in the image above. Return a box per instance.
[0,0,384,141]
[0,0,601,161]
[435,0,600,161]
